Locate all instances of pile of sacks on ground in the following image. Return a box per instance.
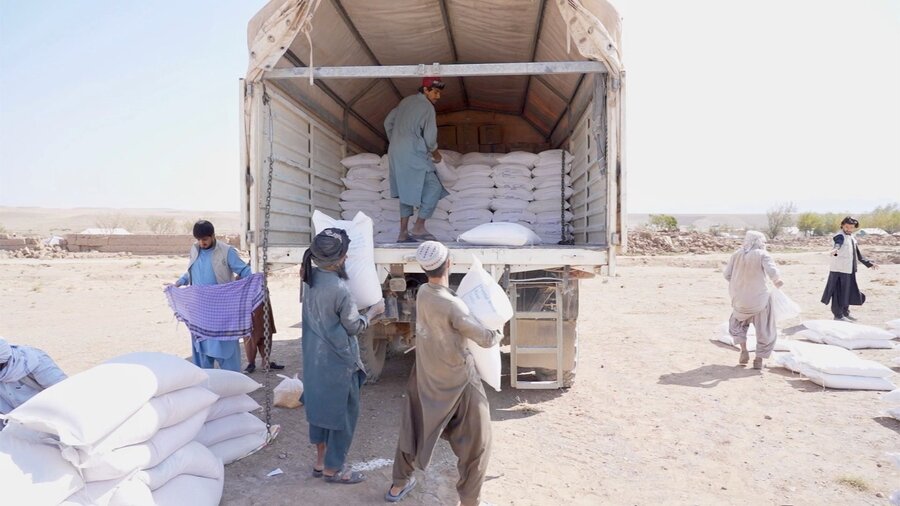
[0,352,268,505]
[338,149,575,244]
[763,319,899,391]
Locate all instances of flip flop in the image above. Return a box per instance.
[397,237,420,243]
[385,476,417,502]
[312,467,324,478]
[323,465,366,484]
[409,233,438,242]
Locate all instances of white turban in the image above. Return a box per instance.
[416,241,449,272]
[0,338,11,364]
[742,231,767,253]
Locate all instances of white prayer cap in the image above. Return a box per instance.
[0,338,10,364]
[416,241,449,272]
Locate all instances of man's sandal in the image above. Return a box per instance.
[385,476,417,502]
[323,465,366,484]
[312,467,324,478]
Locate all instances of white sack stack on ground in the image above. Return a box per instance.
[796,320,898,350]
[770,341,896,391]
[199,369,269,465]
[1,352,227,505]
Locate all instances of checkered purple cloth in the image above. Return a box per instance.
[164,273,265,341]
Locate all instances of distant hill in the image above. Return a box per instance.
[0,207,241,237]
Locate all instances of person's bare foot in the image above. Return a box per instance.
[739,349,750,365]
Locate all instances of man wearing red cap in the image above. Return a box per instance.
[384,77,450,242]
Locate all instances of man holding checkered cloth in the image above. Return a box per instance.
[386,241,502,505]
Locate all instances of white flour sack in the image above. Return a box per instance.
[340,153,381,168]
[312,210,383,308]
[459,222,541,247]
[456,257,511,392]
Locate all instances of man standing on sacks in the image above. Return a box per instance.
[384,77,450,243]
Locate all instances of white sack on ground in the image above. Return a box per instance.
[135,441,223,491]
[884,389,900,403]
[195,412,266,447]
[887,318,900,330]
[62,476,153,506]
[0,425,84,506]
[803,320,896,341]
[456,257,510,392]
[795,329,896,350]
[771,353,896,390]
[75,408,209,482]
[207,430,268,465]
[789,341,894,378]
[203,369,261,398]
[273,374,304,408]
[152,473,224,506]
[459,223,542,247]
[340,153,381,168]
[206,394,260,422]
[86,386,218,456]
[5,353,206,447]
[312,210,383,308]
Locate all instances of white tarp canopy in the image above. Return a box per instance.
[245,0,624,152]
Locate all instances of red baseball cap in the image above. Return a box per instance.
[422,77,445,89]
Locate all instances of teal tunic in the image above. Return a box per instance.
[385,93,449,208]
[300,269,369,430]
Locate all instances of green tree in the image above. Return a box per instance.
[863,203,900,233]
[796,213,822,235]
[649,214,678,231]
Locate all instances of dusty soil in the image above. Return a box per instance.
[2,249,898,505]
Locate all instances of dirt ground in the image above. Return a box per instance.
[2,249,898,505]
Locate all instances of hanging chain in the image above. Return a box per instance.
[261,86,275,438]
[560,149,565,244]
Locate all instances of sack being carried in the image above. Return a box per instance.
[312,210,383,308]
[457,257,514,392]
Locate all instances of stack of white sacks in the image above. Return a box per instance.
[340,149,575,244]
[795,320,898,350]
[770,341,896,391]
[0,353,267,505]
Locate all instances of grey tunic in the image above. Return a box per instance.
[385,94,449,208]
[723,247,781,358]
[395,283,500,468]
[300,269,369,431]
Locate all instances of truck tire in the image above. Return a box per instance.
[359,330,388,384]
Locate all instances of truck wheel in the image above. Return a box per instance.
[359,331,388,384]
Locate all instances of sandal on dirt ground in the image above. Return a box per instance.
[385,476,417,502]
[312,466,324,478]
[397,236,420,243]
[409,233,437,242]
[323,465,366,484]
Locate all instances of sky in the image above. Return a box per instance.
[0,0,898,214]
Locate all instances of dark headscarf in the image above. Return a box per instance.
[301,228,350,287]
